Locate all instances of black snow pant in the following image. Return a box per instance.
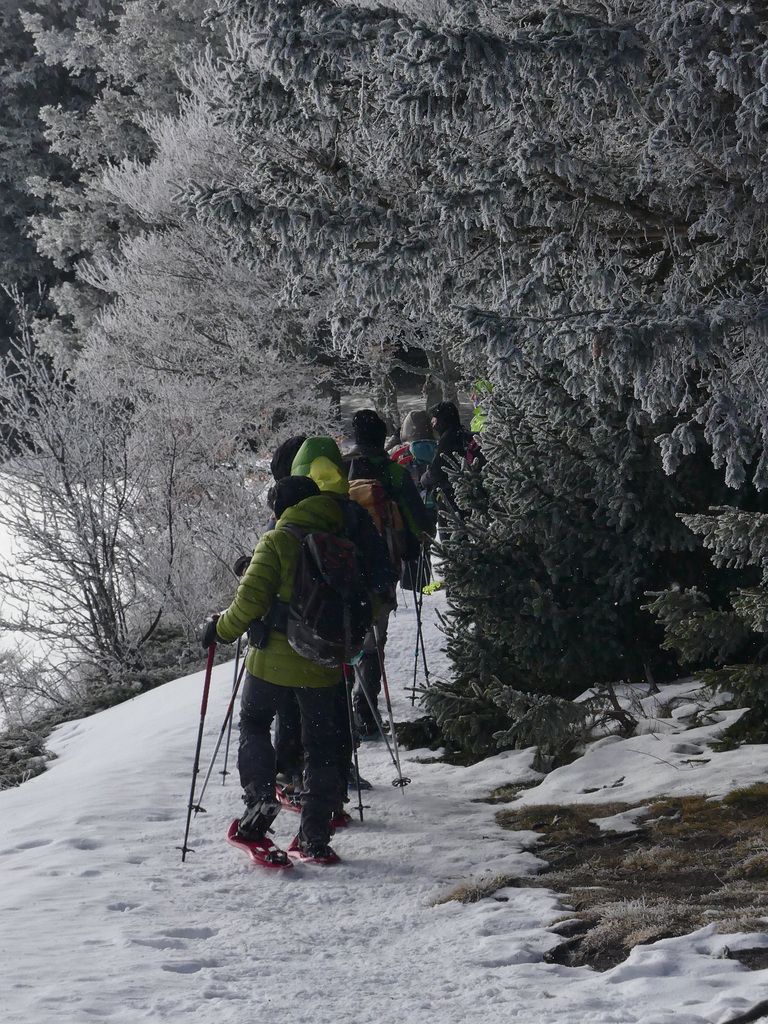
[238,672,348,843]
[274,690,302,781]
[273,681,353,798]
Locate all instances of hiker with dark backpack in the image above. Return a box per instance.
[201,474,365,865]
[422,401,474,541]
[290,434,398,764]
[389,409,438,589]
[343,410,434,736]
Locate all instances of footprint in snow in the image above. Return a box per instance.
[163,927,218,939]
[0,838,54,854]
[68,838,101,850]
[162,960,219,974]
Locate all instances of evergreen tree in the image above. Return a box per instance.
[0,0,89,352]
[647,506,768,739]
[423,369,761,758]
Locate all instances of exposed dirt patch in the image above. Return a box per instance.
[492,785,768,971]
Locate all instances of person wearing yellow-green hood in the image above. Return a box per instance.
[200,474,350,863]
[290,436,396,600]
[292,434,399,757]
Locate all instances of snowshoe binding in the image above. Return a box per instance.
[287,834,340,865]
[275,783,302,813]
[226,820,292,870]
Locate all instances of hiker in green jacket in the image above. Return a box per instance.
[201,475,348,863]
[291,432,399,751]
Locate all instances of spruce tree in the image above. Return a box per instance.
[424,369,760,759]
[647,506,768,739]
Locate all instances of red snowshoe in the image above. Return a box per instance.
[275,783,302,813]
[226,820,292,870]
[287,835,341,865]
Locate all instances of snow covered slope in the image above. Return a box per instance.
[1,592,766,1024]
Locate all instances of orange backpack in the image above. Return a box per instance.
[347,478,410,572]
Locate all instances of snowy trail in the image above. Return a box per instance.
[1,592,767,1024]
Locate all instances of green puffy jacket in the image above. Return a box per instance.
[215,494,344,687]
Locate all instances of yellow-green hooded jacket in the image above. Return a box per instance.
[215,494,344,687]
[291,436,350,497]
[291,435,398,598]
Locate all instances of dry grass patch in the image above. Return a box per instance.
[431,874,520,906]
[494,784,768,971]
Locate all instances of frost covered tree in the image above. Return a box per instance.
[69,67,339,447]
[0,0,90,352]
[181,0,768,462]
[178,0,488,405]
[1,2,342,721]
[0,316,270,724]
[182,0,768,756]
[19,0,223,354]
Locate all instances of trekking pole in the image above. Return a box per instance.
[373,624,411,790]
[415,546,431,686]
[179,643,216,861]
[408,546,425,703]
[343,664,365,822]
[193,656,248,817]
[220,636,242,784]
[355,671,400,771]
[407,544,431,704]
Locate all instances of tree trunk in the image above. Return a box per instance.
[372,366,400,440]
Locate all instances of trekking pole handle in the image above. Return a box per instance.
[200,644,216,716]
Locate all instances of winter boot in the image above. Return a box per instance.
[275,771,302,811]
[237,787,280,841]
[287,833,340,865]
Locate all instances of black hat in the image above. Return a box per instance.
[352,409,387,447]
[267,475,320,519]
[270,435,307,481]
[430,401,461,434]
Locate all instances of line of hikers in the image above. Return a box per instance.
[200,401,479,864]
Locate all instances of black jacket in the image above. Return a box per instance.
[421,427,471,511]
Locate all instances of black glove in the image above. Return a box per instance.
[233,554,251,577]
[201,614,220,650]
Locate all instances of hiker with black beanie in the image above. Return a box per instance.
[343,409,433,736]
[422,401,472,538]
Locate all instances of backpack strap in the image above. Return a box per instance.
[263,600,289,633]
[264,523,307,633]
[276,523,306,542]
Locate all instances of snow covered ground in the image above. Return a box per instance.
[1,587,767,1024]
